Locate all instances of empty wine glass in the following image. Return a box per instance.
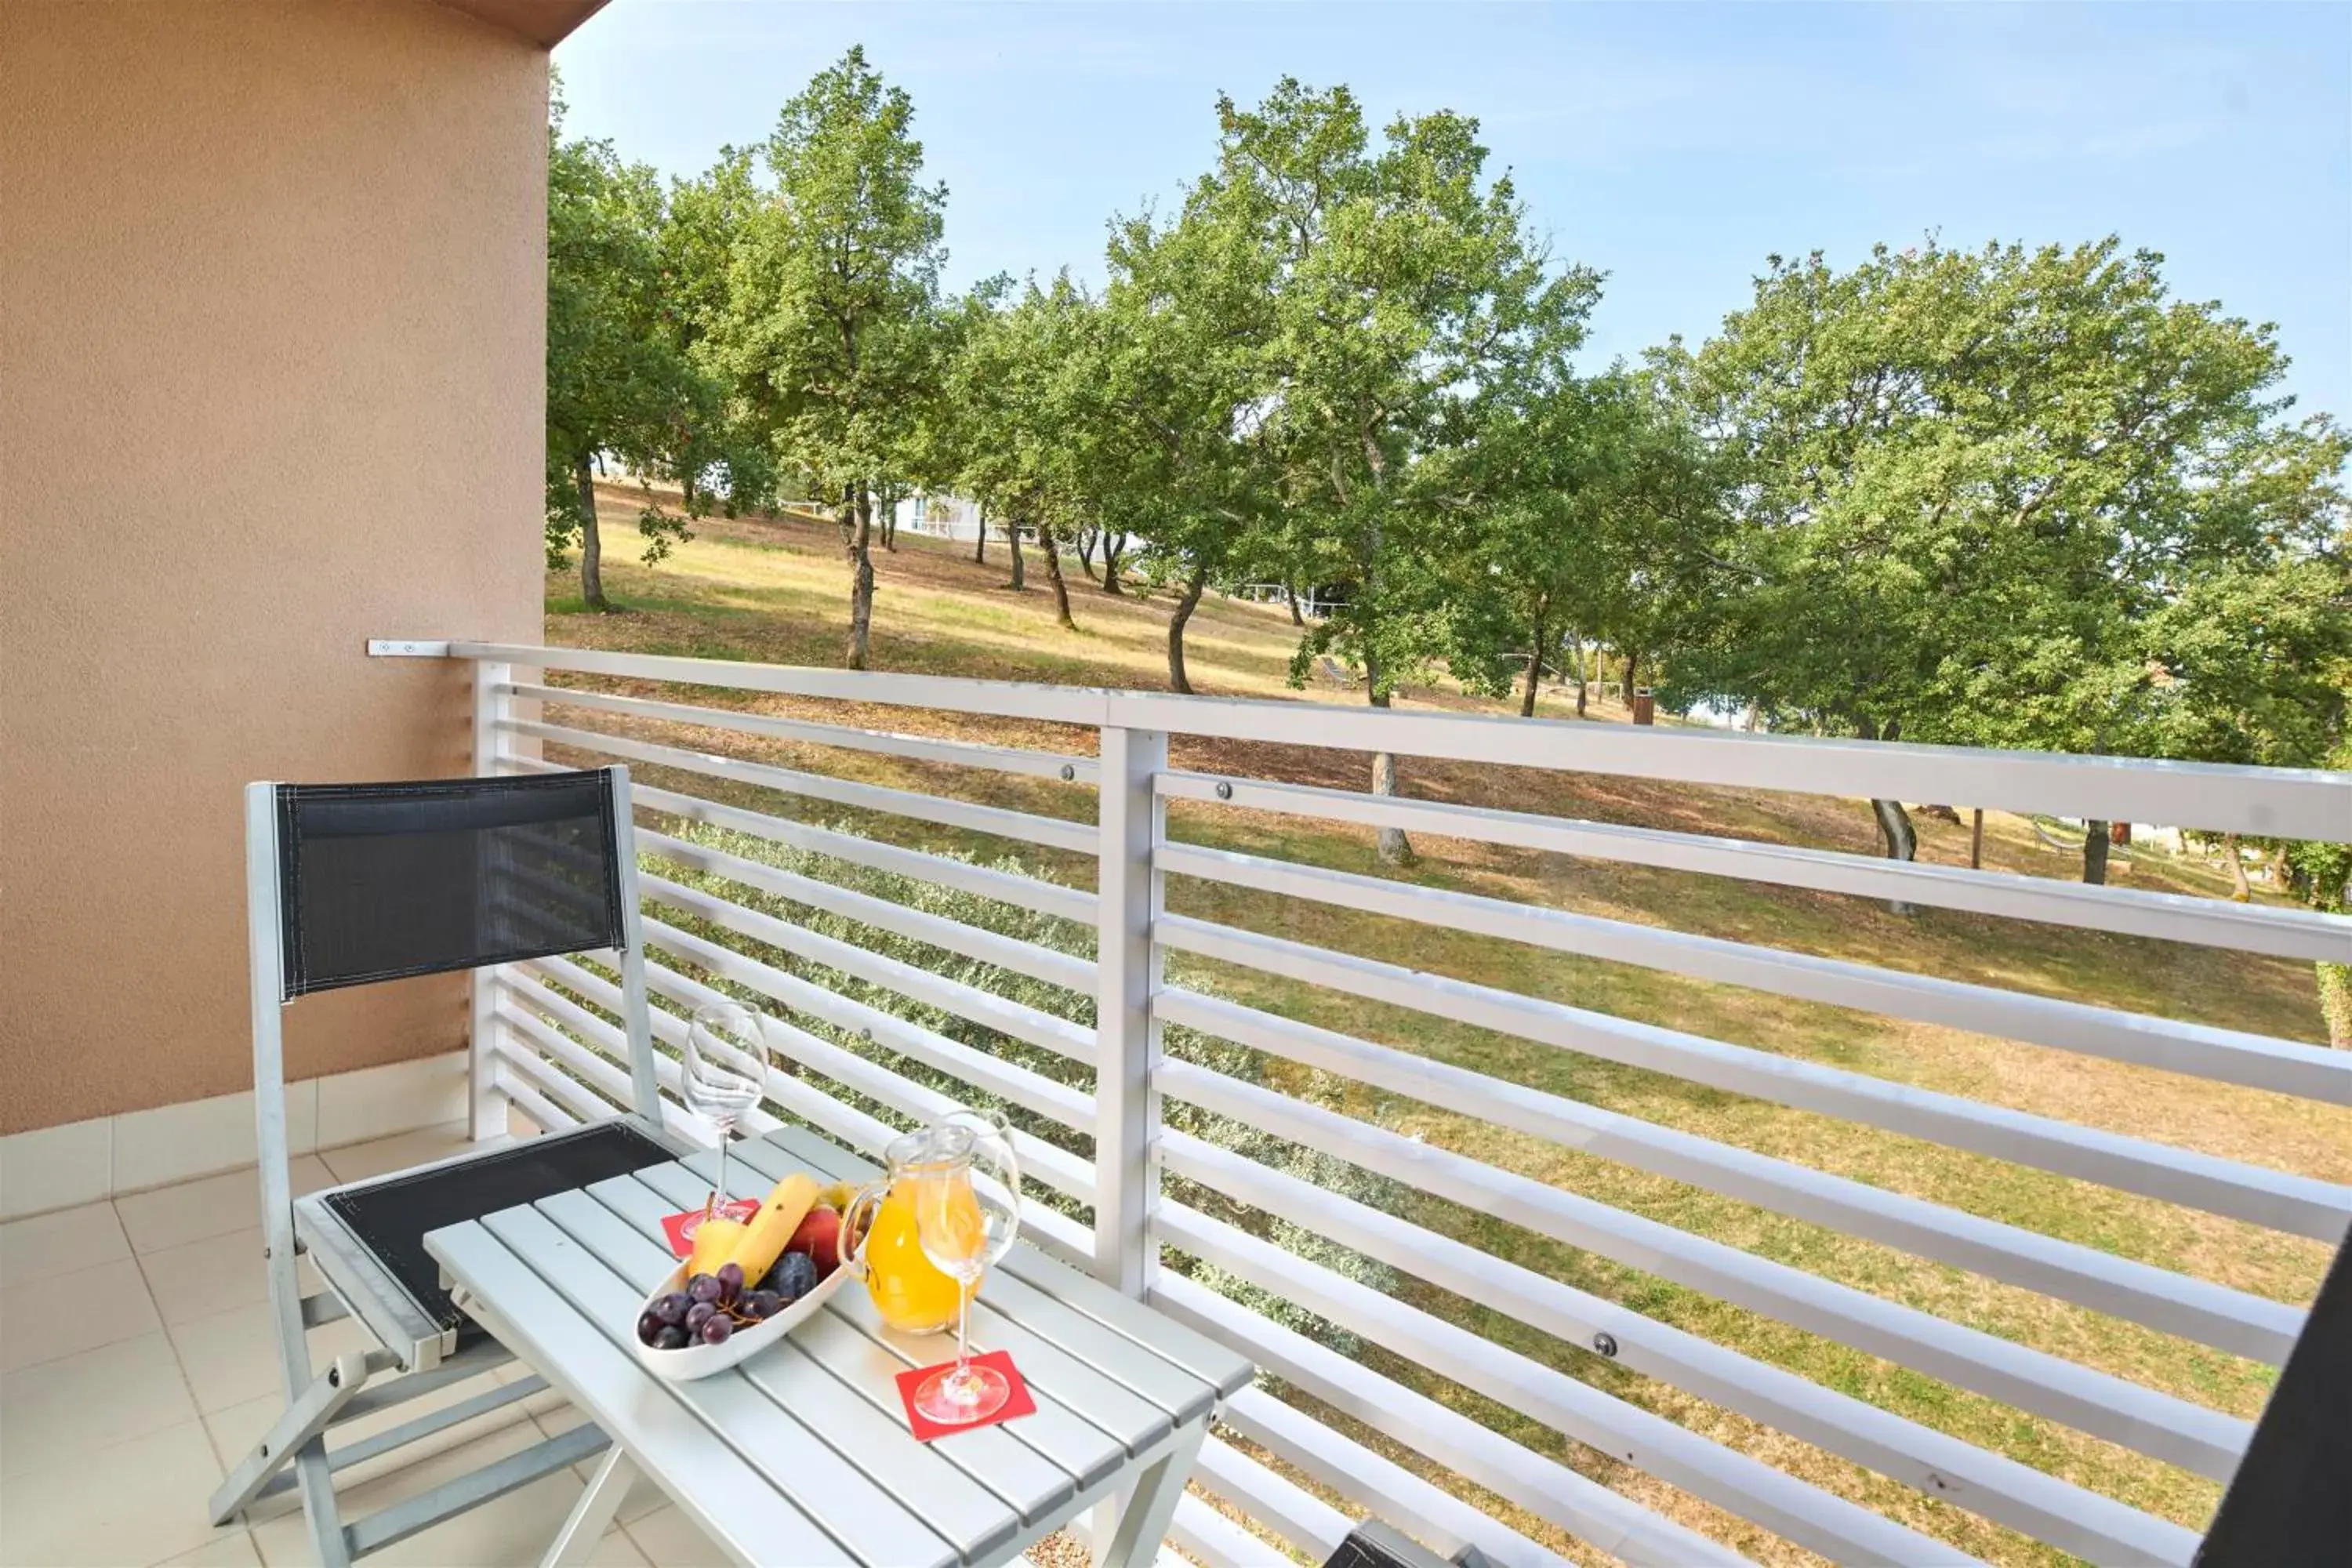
[684,1002,767,1202]
[909,1108,1022,1425]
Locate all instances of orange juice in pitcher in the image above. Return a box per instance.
[842,1109,1021,1337]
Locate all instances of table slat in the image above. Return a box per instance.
[482,1203,957,1568]
[423,1219,850,1568]
[529,1187,1020,1562]
[638,1157,1131,1490]
[585,1167,1078,1524]
[679,1148,1178,1451]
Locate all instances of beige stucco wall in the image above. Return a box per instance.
[0,1,548,1134]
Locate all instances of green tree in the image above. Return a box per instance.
[545,90,706,611]
[1450,367,1724,717]
[1190,80,1599,859]
[1671,238,2347,883]
[715,47,947,669]
[1097,192,1279,692]
[658,147,771,515]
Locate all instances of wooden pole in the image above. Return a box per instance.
[1969,808,1984,870]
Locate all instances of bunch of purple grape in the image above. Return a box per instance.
[637,1260,791,1349]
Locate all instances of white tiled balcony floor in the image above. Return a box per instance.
[0,1125,729,1567]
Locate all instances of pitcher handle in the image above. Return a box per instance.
[838,1181,886,1279]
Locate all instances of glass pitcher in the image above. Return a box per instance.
[840,1109,1022,1335]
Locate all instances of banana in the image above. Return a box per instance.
[728,1171,821,1285]
[687,1214,748,1278]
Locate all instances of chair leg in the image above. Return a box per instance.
[263,1233,355,1568]
[206,1351,373,1525]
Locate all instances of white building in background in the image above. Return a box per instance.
[891,492,985,543]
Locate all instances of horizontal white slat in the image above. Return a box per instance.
[635,912,1091,1147]
[644,873,1098,1066]
[622,774,1096,925]
[507,681,1102,784]
[1158,914,2352,1241]
[489,1068,579,1134]
[1155,771,2352,964]
[1161,1494,1284,1568]
[456,641,2352,840]
[1214,1388,1570,1568]
[1111,696,2352,843]
[1160,842,2351,1105]
[457,641,1116,725]
[1163,1127,2198,1566]
[487,1028,617,1126]
[503,717,1098,855]
[1158,987,2301,1363]
[642,827,1095,994]
[1156,1057,2252,1480]
[630,945,1096,1213]
[1156,1201,1980,1566]
[1151,1274,1749,1568]
[495,995,634,1109]
[1189,1436,1352,1563]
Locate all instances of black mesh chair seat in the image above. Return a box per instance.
[321,1121,675,1345]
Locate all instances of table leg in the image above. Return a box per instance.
[540,1445,636,1568]
[1091,1418,1207,1568]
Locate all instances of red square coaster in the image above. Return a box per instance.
[895,1350,1036,1441]
[659,1198,759,1259]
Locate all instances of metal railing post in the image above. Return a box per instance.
[1094,721,1167,1295]
[468,658,510,1142]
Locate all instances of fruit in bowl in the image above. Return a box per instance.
[637,1169,847,1356]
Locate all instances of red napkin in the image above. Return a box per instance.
[895,1350,1036,1441]
[659,1198,759,1259]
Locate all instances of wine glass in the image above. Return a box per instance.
[684,1002,767,1203]
[909,1109,1022,1425]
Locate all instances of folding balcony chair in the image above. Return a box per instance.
[207,766,691,1567]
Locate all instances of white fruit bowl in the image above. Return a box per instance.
[631,1260,849,1381]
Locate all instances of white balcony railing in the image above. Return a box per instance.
[417,637,2350,1568]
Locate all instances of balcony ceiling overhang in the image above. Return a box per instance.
[434,0,609,49]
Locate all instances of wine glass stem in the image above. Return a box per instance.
[954,1280,971,1375]
[715,1123,730,1201]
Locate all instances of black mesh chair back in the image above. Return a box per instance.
[274,771,626,1000]
[249,764,677,1353]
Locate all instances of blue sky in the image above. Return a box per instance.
[556,2,2352,418]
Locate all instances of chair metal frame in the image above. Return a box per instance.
[208,764,685,1567]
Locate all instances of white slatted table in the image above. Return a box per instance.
[425,1125,1254,1568]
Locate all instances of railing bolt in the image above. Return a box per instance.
[858,1026,873,1044]
[1592,1331,1618,1358]
[1214,781,1233,800]
[1059,764,1076,782]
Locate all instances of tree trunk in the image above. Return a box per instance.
[880,491,897,551]
[1036,517,1076,630]
[1285,583,1305,626]
[1623,648,1642,700]
[1076,528,1099,583]
[2223,833,2251,902]
[2319,962,2352,1048]
[1100,532,1127,595]
[844,485,876,670]
[1519,616,1547,717]
[1167,559,1209,694]
[682,471,698,514]
[2082,820,2110,886]
[575,452,608,612]
[1367,670,1413,865]
[973,503,988,564]
[1573,635,1588,717]
[1969,808,1984,870]
[1004,519,1025,588]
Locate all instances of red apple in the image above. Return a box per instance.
[789,1203,843,1276]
